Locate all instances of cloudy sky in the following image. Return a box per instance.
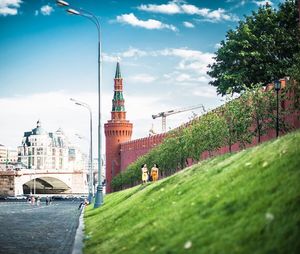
[0,0,280,154]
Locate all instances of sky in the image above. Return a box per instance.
[0,0,282,155]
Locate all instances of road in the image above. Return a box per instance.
[0,201,82,254]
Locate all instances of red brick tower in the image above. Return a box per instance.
[104,62,133,193]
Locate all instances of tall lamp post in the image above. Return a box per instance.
[274,80,281,138]
[70,98,94,203]
[57,0,103,207]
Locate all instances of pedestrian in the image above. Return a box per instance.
[31,196,35,206]
[46,196,49,205]
[151,164,159,182]
[141,164,149,184]
[78,200,84,210]
[36,196,41,206]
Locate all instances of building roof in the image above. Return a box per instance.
[31,120,47,135]
[21,120,66,148]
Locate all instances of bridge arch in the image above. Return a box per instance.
[23,176,71,194]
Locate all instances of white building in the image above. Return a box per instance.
[18,120,86,172]
[0,144,18,171]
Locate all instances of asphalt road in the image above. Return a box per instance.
[0,201,82,254]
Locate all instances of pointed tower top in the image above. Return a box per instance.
[115,61,122,79]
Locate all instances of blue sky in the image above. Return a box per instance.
[0,0,281,154]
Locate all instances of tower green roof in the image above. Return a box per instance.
[115,62,121,79]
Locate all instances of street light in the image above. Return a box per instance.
[274,80,281,138]
[70,98,94,203]
[57,0,103,207]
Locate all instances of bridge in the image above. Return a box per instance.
[0,169,88,196]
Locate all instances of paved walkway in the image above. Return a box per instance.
[0,201,82,254]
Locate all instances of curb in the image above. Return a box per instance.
[72,207,85,254]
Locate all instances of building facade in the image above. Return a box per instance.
[0,144,18,171]
[0,145,18,164]
[104,62,133,193]
[18,121,85,172]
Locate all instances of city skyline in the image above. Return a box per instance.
[0,0,281,152]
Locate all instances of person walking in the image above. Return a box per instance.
[151,164,159,182]
[31,196,35,206]
[36,196,41,206]
[141,164,149,184]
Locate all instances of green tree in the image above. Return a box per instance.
[208,0,300,95]
[184,112,227,158]
[243,85,276,143]
[222,93,253,152]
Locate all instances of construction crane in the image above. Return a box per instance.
[152,104,205,133]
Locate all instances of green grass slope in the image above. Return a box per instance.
[84,131,300,254]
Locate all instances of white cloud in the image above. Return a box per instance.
[158,48,214,75]
[193,86,217,98]
[122,48,148,58]
[230,0,247,10]
[183,21,194,28]
[102,48,148,63]
[175,73,192,82]
[207,8,231,21]
[116,13,177,31]
[138,0,238,22]
[128,73,157,83]
[0,0,22,16]
[138,1,181,15]
[103,47,214,87]
[253,1,273,6]
[40,5,54,16]
[159,48,213,61]
[102,53,119,63]
[181,4,209,15]
[164,70,210,86]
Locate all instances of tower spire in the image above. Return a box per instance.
[111,62,126,116]
[115,61,121,79]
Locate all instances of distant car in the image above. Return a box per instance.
[16,195,27,200]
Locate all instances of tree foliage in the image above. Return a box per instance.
[111,82,297,191]
[244,85,276,143]
[222,93,253,151]
[207,0,300,95]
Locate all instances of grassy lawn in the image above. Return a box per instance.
[84,131,300,254]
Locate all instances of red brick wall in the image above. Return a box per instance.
[120,133,167,170]
[119,83,299,171]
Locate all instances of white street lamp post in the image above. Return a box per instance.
[70,98,94,203]
[57,0,103,207]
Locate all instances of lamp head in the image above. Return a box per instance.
[56,0,70,7]
[67,8,80,15]
[274,80,281,91]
